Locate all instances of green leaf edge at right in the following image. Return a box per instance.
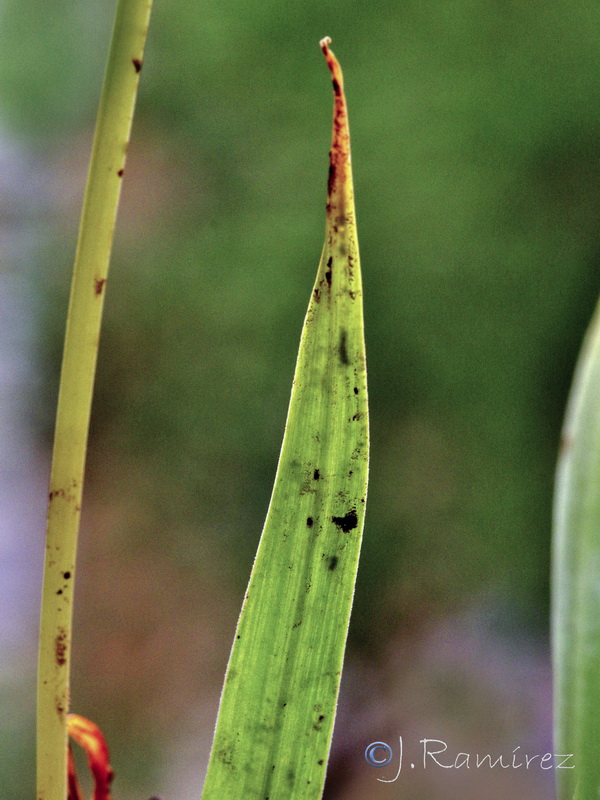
[553,298,600,800]
[201,38,369,800]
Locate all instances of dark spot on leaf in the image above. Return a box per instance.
[313,287,320,303]
[328,161,336,195]
[352,412,361,420]
[332,78,341,95]
[63,571,71,579]
[218,748,233,765]
[132,58,142,73]
[55,628,67,666]
[306,517,314,528]
[339,329,349,365]
[313,468,320,480]
[227,668,237,683]
[325,256,332,286]
[318,759,324,766]
[117,168,124,177]
[56,589,63,595]
[328,556,338,571]
[94,278,106,295]
[331,509,358,532]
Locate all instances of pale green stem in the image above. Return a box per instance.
[37,2,152,799]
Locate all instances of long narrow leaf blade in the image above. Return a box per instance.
[553,301,600,799]
[202,38,368,800]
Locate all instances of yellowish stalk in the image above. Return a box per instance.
[37,2,152,799]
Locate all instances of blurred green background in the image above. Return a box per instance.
[3,1,600,797]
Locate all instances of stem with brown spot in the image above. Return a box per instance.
[37,2,152,798]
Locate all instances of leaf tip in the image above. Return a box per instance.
[67,714,114,800]
[319,36,332,53]
[319,36,342,92]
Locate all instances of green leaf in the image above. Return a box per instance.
[553,300,600,799]
[201,38,368,800]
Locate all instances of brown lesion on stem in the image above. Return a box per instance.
[320,37,351,206]
[55,627,67,666]
[49,485,79,504]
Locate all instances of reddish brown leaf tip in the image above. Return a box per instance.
[320,37,350,201]
[68,747,85,800]
[68,714,114,800]
[319,36,344,95]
